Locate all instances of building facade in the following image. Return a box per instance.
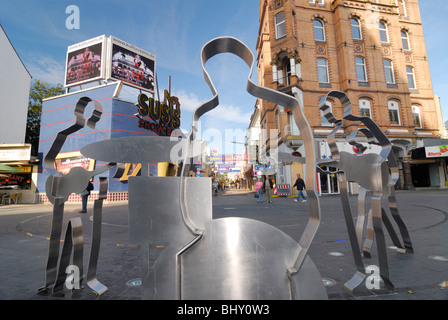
[255,0,447,194]
[0,24,36,203]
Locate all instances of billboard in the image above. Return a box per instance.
[54,152,95,175]
[64,35,107,88]
[108,36,156,93]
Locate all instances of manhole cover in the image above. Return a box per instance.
[429,256,448,262]
[322,278,336,286]
[328,252,344,257]
[126,279,142,287]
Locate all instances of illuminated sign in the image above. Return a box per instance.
[425,145,448,158]
[64,35,106,88]
[64,35,156,93]
[137,90,181,136]
[108,36,156,93]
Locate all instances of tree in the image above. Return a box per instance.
[25,80,65,155]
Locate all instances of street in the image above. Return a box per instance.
[0,188,447,300]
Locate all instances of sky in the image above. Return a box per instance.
[1,0,447,155]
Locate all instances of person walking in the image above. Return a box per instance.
[255,178,264,203]
[264,175,273,203]
[293,174,307,202]
[213,180,218,196]
[79,181,94,213]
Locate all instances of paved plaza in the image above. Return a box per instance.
[0,188,447,301]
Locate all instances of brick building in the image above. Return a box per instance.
[253,0,447,194]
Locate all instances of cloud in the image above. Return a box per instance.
[174,90,252,123]
[24,54,65,85]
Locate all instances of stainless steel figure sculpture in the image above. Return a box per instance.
[81,37,327,300]
[317,91,413,293]
[38,97,121,297]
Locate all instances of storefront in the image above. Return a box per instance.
[0,144,37,204]
[411,143,448,188]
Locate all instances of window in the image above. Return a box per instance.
[317,58,330,84]
[412,105,421,128]
[407,66,416,89]
[388,100,400,125]
[309,0,324,4]
[401,30,410,50]
[276,110,282,134]
[383,59,395,84]
[359,99,371,118]
[314,19,325,41]
[379,21,389,43]
[400,0,408,18]
[355,56,367,82]
[275,12,286,39]
[277,57,292,86]
[351,18,362,40]
[320,100,332,126]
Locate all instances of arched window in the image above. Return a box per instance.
[379,21,389,43]
[275,12,286,39]
[355,56,367,82]
[383,59,395,84]
[400,0,408,18]
[388,100,400,125]
[406,66,416,89]
[401,30,410,50]
[351,18,362,40]
[314,19,325,41]
[412,105,422,128]
[359,99,371,118]
[317,58,329,84]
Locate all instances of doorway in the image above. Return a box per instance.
[318,166,339,194]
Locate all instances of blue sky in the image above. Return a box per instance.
[1,1,447,154]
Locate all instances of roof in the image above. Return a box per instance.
[0,23,32,78]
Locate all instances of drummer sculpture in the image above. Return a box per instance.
[39,36,414,300]
[81,37,327,299]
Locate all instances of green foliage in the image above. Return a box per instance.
[25,80,65,155]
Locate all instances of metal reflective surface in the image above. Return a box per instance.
[317,91,414,293]
[129,177,326,300]
[38,97,118,297]
[124,37,326,300]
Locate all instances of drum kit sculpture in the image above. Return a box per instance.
[37,37,413,300]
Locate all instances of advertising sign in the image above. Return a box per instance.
[425,145,448,158]
[108,36,156,93]
[65,35,106,88]
[54,152,95,175]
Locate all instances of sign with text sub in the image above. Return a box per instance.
[425,145,448,158]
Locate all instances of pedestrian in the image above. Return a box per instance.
[213,180,218,196]
[255,178,264,203]
[293,174,307,203]
[79,181,94,213]
[264,175,273,203]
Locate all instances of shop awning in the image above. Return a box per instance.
[0,164,21,172]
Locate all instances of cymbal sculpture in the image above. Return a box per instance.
[317,91,413,293]
[82,37,327,300]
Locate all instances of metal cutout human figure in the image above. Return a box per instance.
[81,37,327,300]
[38,97,121,297]
[317,91,414,293]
